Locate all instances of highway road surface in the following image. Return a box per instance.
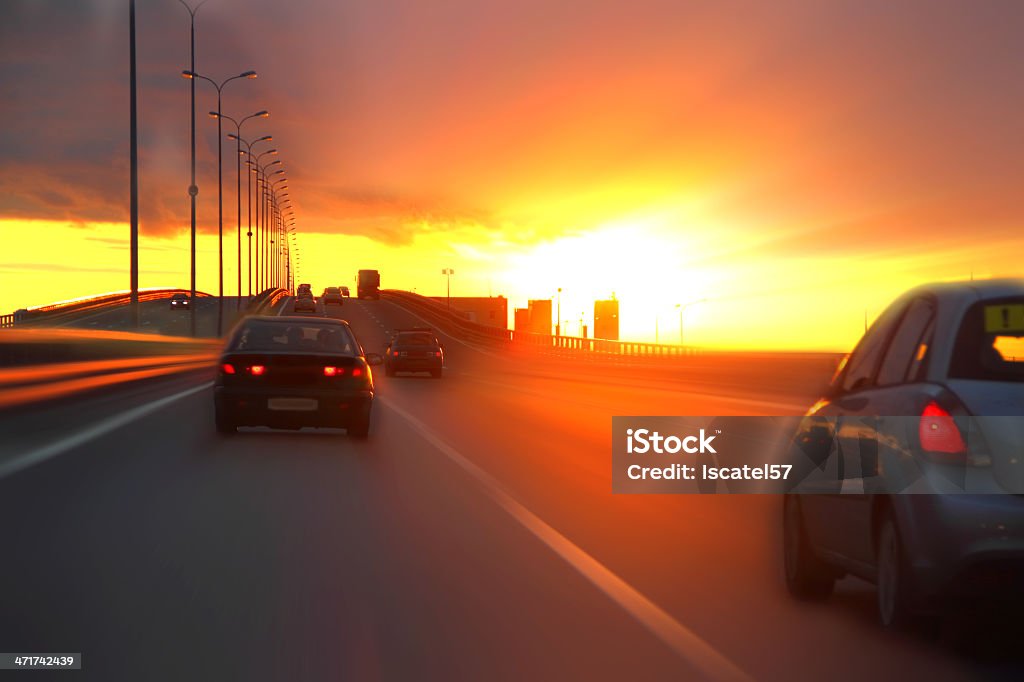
[1,297,1022,680]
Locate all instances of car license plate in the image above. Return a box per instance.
[267,398,318,411]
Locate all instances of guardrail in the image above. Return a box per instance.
[381,290,702,359]
[1,288,212,329]
[246,288,290,315]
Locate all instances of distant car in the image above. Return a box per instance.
[214,316,382,437]
[322,287,344,306]
[169,293,191,309]
[384,328,445,378]
[297,284,312,298]
[340,286,351,297]
[293,296,317,313]
[783,279,1024,628]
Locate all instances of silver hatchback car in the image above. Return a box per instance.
[783,279,1024,628]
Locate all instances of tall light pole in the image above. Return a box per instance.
[269,174,287,288]
[676,298,706,345]
[556,289,564,337]
[249,155,280,291]
[183,69,257,335]
[268,174,288,288]
[442,268,454,310]
[176,0,205,336]
[232,135,272,299]
[215,112,268,310]
[129,0,139,328]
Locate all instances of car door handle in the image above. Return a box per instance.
[837,396,868,411]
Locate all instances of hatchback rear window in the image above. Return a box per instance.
[395,333,436,346]
[231,321,357,354]
[949,299,1024,382]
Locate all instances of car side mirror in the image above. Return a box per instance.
[365,353,383,366]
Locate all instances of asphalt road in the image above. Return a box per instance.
[0,297,1021,681]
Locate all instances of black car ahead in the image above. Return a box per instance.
[384,328,444,378]
[169,293,190,309]
[293,296,318,314]
[214,316,382,437]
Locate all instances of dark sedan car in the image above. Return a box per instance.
[322,287,344,306]
[169,293,190,309]
[214,316,382,437]
[783,279,1024,628]
[384,328,445,378]
[293,296,318,314]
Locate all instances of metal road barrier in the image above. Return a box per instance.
[0,289,212,329]
[381,290,703,359]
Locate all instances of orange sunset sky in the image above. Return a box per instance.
[2,0,1022,349]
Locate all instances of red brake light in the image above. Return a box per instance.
[435,351,442,357]
[392,351,399,357]
[249,365,266,376]
[323,366,339,377]
[919,401,966,459]
[221,363,236,375]
[352,367,363,377]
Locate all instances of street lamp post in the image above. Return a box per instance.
[214,112,268,310]
[675,298,707,345]
[129,0,139,328]
[269,175,287,288]
[442,268,454,310]
[250,155,280,291]
[183,69,257,335]
[231,135,271,299]
[556,290,564,337]
[176,0,204,336]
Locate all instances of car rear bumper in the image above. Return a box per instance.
[214,385,372,427]
[896,494,1024,604]
[387,359,442,372]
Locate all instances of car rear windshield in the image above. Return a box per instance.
[231,321,357,354]
[395,332,437,347]
[949,298,1024,382]
[326,288,340,294]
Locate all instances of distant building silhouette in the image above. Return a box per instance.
[527,299,553,335]
[594,299,619,340]
[514,307,531,333]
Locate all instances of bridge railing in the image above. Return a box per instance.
[381,290,702,359]
[2,288,212,329]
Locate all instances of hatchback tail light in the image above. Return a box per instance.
[248,365,266,376]
[352,367,363,377]
[435,351,442,358]
[919,401,967,462]
[221,363,236,375]
[324,366,340,377]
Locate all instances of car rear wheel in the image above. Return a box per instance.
[783,496,835,600]
[348,405,371,439]
[876,513,922,629]
[215,411,236,435]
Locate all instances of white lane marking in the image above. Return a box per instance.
[0,382,213,480]
[379,395,753,682]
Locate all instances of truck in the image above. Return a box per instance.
[356,270,381,299]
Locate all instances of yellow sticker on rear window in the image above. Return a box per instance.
[984,304,1024,333]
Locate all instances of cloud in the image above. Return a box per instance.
[2,0,1024,255]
